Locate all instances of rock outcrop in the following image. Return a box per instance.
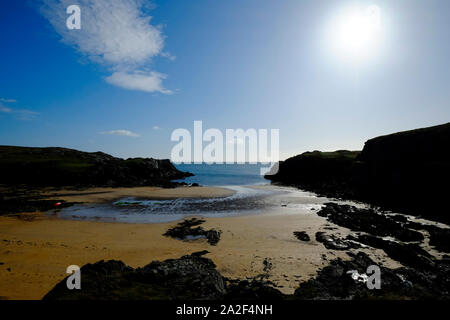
[44,250,450,300]
[43,251,284,300]
[163,218,222,246]
[0,146,192,187]
[317,203,424,242]
[265,150,360,199]
[294,251,450,299]
[43,251,226,300]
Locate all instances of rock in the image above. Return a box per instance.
[191,183,200,187]
[293,231,310,241]
[262,258,273,273]
[352,234,436,270]
[44,252,289,300]
[315,232,360,250]
[428,228,450,253]
[44,252,226,300]
[224,279,285,300]
[294,251,450,299]
[264,150,359,199]
[390,215,409,223]
[405,222,450,253]
[205,230,221,246]
[43,250,450,300]
[294,252,386,299]
[164,218,221,246]
[317,203,424,243]
[191,250,210,257]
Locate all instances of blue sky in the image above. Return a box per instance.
[1,0,449,160]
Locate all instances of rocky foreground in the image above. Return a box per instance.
[44,204,450,300]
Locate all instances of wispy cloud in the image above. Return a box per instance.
[100,129,140,137]
[40,0,173,94]
[0,105,12,113]
[0,98,17,103]
[153,125,160,130]
[0,99,39,120]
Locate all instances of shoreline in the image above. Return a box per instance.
[39,185,236,204]
[1,184,448,300]
[0,206,402,300]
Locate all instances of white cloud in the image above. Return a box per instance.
[40,0,173,94]
[105,71,172,94]
[153,125,160,130]
[100,129,140,137]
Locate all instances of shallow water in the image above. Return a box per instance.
[55,185,329,223]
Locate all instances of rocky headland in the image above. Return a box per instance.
[0,146,192,215]
[265,122,450,224]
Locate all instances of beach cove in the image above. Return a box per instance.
[0,184,403,299]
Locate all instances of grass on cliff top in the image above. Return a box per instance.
[0,146,95,172]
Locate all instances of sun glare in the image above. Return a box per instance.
[329,5,382,62]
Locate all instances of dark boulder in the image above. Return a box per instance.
[315,232,360,250]
[352,234,435,270]
[163,218,222,246]
[293,231,310,242]
[405,221,450,253]
[224,279,286,300]
[44,252,226,300]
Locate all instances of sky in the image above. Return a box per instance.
[1,0,449,160]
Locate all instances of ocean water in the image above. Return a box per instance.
[174,163,268,186]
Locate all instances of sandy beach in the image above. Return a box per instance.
[0,185,405,300]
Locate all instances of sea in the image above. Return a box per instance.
[173,163,268,186]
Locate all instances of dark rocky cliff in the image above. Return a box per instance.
[0,146,192,187]
[266,123,450,223]
[265,150,360,199]
[355,122,450,221]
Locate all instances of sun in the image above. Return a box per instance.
[329,5,382,61]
